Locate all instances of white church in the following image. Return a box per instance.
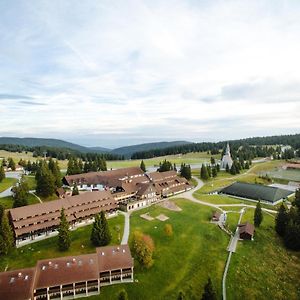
[221,143,233,170]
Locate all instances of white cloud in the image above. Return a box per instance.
[0,0,299,147]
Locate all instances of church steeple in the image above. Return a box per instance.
[225,143,231,156]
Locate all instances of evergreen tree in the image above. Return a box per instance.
[140,160,146,172]
[225,163,230,173]
[91,211,111,246]
[0,211,14,255]
[284,220,300,251]
[180,164,191,180]
[12,177,29,208]
[72,183,79,196]
[48,158,62,188]
[200,164,209,180]
[201,277,217,300]
[254,201,263,227]
[118,289,128,300]
[294,188,300,210]
[244,161,250,169]
[212,167,217,177]
[0,164,5,182]
[35,162,56,197]
[230,163,237,175]
[216,164,220,172]
[157,159,173,172]
[8,158,16,171]
[210,157,215,165]
[58,208,71,251]
[275,204,288,237]
[173,163,177,172]
[67,157,75,175]
[207,165,212,178]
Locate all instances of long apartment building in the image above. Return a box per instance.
[0,244,133,300]
[10,190,117,244]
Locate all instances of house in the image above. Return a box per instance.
[212,211,221,222]
[0,244,134,300]
[238,222,255,240]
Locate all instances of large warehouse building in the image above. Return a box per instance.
[219,182,294,205]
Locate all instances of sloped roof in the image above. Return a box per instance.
[220,182,293,203]
[238,222,255,236]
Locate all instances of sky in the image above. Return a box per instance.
[0,0,300,148]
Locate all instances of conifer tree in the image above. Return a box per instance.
[210,157,215,165]
[212,167,217,177]
[284,221,300,251]
[254,201,263,227]
[275,204,288,236]
[48,158,62,188]
[35,162,56,197]
[72,183,79,196]
[91,211,111,246]
[225,163,230,173]
[0,211,14,255]
[0,164,5,182]
[8,157,16,171]
[12,177,29,208]
[201,277,217,300]
[140,160,146,172]
[200,164,209,180]
[58,208,71,251]
[177,291,185,300]
[230,163,237,175]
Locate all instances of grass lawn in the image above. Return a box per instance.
[0,177,17,192]
[88,199,229,300]
[227,210,300,299]
[0,194,43,209]
[23,175,37,190]
[0,214,124,272]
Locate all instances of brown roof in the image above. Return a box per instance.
[238,222,255,236]
[212,211,221,219]
[10,191,117,237]
[0,267,36,300]
[63,167,144,186]
[35,253,99,289]
[56,187,66,197]
[136,183,157,197]
[96,244,133,272]
[147,170,177,183]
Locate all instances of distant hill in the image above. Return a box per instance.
[111,141,191,158]
[0,137,110,153]
[88,146,111,153]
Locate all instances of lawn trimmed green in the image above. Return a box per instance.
[88,199,229,300]
[227,210,300,299]
[0,194,40,209]
[0,214,124,272]
[23,175,37,190]
[0,177,17,192]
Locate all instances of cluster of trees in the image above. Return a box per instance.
[275,189,300,251]
[0,144,122,161]
[11,177,30,207]
[140,160,146,172]
[58,209,111,251]
[67,157,107,175]
[0,205,14,255]
[0,164,5,182]
[180,163,191,180]
[226,159,251,175]
[157,159,176,172]
[131,230,155,268]
[200,161,220,180]
[35,159,62,197]
[131,134,300,160]
[1,157,16,171]
[254,201,263,227]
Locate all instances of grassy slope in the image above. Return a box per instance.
[0,194,41,209]
[227,209,300,300]
[23,175,37,190]
[106,151,218,169]
[0,214,124,272]
[88,199,229,300]
[0,177,17,193]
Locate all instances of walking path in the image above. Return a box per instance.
[119,211,131,245]
[29,191,42,203]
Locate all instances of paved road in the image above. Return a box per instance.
[120,211,131,245]
[227,208,245,252]
[0,171,23,198]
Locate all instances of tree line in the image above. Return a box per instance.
[131,133,300,159]
[0,143,123,161]
[67,156,107,175]
[275,189,300,251]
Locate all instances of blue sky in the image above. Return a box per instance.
[0,0,300,148]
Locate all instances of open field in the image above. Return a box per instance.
[263,169,300,182]
[0,177,17,193]
[0,214,124,272]
[86,199,229,300]
[0,194,41,209]
[23,175,37,190]
[227,209,300,299]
